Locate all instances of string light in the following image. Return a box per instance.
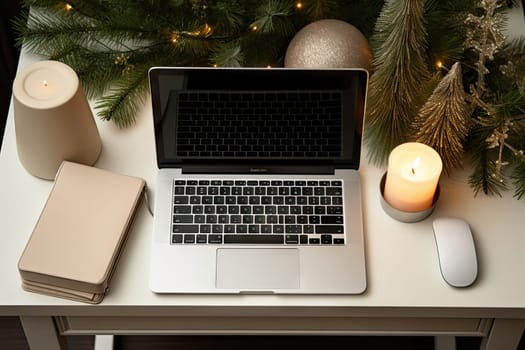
[251,25,258,31]
[201,23,212,37]
[296,2,303,9]
[64,3,73,11]
[436,60,443,69]
[185,24,213,38]
[171,33,179,44]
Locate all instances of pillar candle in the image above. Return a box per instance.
[13,60,102,180]
[384,142,442,212]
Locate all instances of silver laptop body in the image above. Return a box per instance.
[148,67,368,294]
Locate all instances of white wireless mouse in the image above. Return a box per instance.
[432,217,478,288]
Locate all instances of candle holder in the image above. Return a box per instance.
[13,60,101,180]
[380,173,440,223]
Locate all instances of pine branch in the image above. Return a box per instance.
[250,0,295,36]
[95,66,149,128]
[468,90,525,197]
[337,0,384,38]
[53,46,124,98]
[301,0,340,21]
[211,41,244,67]
[14,10,92,53]
[413,63,471,173]
[511,161,525,199]
[425,0,472,69]
[208,1,247,34]
[93,39,208,127]
[365,0,430,166]
[489,37,525,94]
[468,145,508,196]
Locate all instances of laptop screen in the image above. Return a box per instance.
[149,67,368,172]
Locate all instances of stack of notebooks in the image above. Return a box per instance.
[18,161,145,304]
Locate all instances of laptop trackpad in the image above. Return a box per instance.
[216,248,299,290]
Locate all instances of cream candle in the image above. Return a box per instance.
[384,142,442,212]
[13,60,101,179]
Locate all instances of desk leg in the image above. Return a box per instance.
[480,319,525,350]
[434,335,456,350]
[94,335,114,350]
[20,316,65,350]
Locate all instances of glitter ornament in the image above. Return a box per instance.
[284,19,372,70]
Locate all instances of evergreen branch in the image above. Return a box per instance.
[301,0,340,21]
[14,9,92,52]
[467,91,525,197]
[241,30,290,66]
[61,48,126,98]
[57,0,113,21]
[365,0,430,166]
[94,45,192,127]
[251,0,295,36]
[17,2,183,53]
[468,146,507,196]
[511,161,525,199]
[211,41,244,67]
[425,1,470,70]
[94,67,149,128]
[209,1,247,34]
[337,0,384,38]
[15,9,152,55]
[413,63,471,174]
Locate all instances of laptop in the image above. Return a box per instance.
[148,67,368,294]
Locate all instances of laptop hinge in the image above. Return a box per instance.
[181,164,335,175]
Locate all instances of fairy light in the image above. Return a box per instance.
[436,60,443,69]
[296,2,303,9]
[201,23,212,37]
[251,25,258,32]
[65,3,73,11]
[171,33,179,44]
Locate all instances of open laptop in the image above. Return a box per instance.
[148,67,368,294]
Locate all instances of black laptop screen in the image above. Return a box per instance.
[149,68,368,172]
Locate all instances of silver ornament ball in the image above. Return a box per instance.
[284,19,372,70]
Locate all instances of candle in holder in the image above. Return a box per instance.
[13,60,102,180]
[384,142,442,213]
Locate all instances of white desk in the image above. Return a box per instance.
[2,13,525,349]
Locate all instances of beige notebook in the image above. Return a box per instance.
[18,161,145,303]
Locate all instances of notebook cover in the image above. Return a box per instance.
[18,161,145,298]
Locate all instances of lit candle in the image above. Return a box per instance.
[384,142,442,212]
[13,60,102,179]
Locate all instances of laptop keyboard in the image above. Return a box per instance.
[171,179,345,245]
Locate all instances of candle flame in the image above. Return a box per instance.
[411,157,421,175]
[42,80,48,87]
